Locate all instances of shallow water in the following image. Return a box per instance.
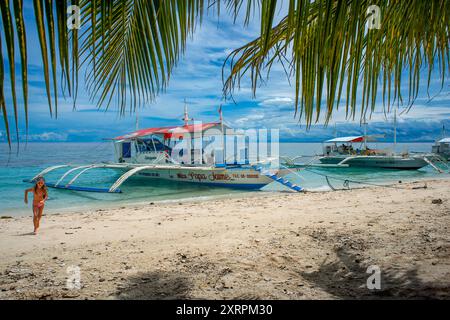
[0,142,444,216]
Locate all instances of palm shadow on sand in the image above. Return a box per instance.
[299,247,450,299]
[115,271,191,300]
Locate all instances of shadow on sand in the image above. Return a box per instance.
[299,247,450,299]
[115,271,191,300]
[15,232,36,236]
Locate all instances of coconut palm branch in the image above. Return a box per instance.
[1,0,209,146]
[0,0,449,147]
[224,0,450,126]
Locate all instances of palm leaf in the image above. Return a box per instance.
[13,0,28,135]
[0,0,449,146]
[82,0,206,112]
[44,0,58,117]
[0,0,19,143]
[0,32,11,146]
[223,0,450,126]
[33,0,53,117]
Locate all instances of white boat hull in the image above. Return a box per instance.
[130,166,277,189]
[318,155,428,169]
[27,163,294,193]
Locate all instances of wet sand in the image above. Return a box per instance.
[0,178,449,299]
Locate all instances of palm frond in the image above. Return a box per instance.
[44,0,59,117]
[0,0,19,144]
[1,0,229,145]
[81,0,207,113]
[223,0,450,126]
[0,32,11,146]
[33,0,54,117]
[0,0,449,147]
[13,0,28,135]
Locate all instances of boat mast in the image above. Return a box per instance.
[183,98,190,126]
[219,104,224,134]
[219,104,225,163]
[363,117,368,149]
[135,107,140,131]
[394,108,397,152]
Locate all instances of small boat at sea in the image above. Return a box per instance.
[318,135,430,170]
[432,138,450,160]
[26,107,302,193]
[431,126,450,161]
[313,114,444,171]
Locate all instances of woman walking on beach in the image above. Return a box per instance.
[24,177,48,235]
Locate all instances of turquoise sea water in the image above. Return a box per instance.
[0,142,445,216]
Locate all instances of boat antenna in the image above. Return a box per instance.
[219,104,223,124]
[363,116,368,149]
[394,108,397,152]
[183,98,191,126]
[219,105,225,160]
[135,107,139,131]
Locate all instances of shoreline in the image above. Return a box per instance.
[1,178,449,299]
[3,189,255,218]
[4,174,448,218]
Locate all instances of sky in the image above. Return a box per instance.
[0,2,449,143]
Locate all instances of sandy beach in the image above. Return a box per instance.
[0,178,449,300]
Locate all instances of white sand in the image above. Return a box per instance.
[0,179,449,299]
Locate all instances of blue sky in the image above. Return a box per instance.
[0,2,449,143]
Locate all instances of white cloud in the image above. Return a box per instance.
[27,132,68,142]
[3,1,448,143]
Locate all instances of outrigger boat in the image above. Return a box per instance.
[26,108,303,193]
[318,136,431,170]
[312,114,445,171]
[431,126,450,161]
[432,138,450,161]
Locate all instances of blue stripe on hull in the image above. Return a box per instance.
[135,176,267,190]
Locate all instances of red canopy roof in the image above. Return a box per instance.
[113,122,222,140]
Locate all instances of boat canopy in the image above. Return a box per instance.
[438,138,450,143]
[325,136,365,143]
[114,122,228,140]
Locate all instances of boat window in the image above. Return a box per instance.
[122,142,131,158]
[136,137,171,153]
[151,138,171,152]
[136,140,150,152]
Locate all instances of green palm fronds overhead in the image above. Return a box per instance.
[224,0,450,125]
[0,0,449,146]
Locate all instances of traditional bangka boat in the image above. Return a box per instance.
[312,114,444,171]
[431,124,450,161]
[26,108,302,193]
[318,136,430,170]
[432,138,450,161]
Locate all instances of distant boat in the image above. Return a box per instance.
[318,135,429,170]
[431,125,450,161]
[432,138,450,161]
[315,112,444,171]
